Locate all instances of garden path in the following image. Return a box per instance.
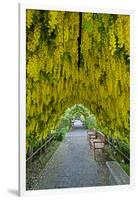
[34,120,112,190]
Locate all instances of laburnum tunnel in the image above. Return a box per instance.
[26,10,130,155]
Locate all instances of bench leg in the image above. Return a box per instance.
[93,143,96,160]
[93,149,95,160]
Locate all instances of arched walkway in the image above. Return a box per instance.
[34,120,111,189]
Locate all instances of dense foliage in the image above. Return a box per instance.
[26,10,130,154]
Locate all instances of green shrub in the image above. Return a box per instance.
[117,141,130,158]
[84,115,98,129]
[56,127,68,141]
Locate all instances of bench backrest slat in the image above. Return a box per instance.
[97,131,105,142]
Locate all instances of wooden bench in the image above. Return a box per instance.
[89,131,106,150]
[87,128,96,140]
[106,161,130,185]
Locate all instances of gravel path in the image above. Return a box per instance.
[34,122,111,190]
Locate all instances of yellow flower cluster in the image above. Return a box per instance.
[26,10,130,153]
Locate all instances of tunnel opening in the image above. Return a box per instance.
[50,104,97,141]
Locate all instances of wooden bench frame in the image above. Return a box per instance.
[87,130,106,159]
[90,131,106,149]
[87,128,97,140]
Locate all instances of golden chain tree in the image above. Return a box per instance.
[26,10,130,153]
